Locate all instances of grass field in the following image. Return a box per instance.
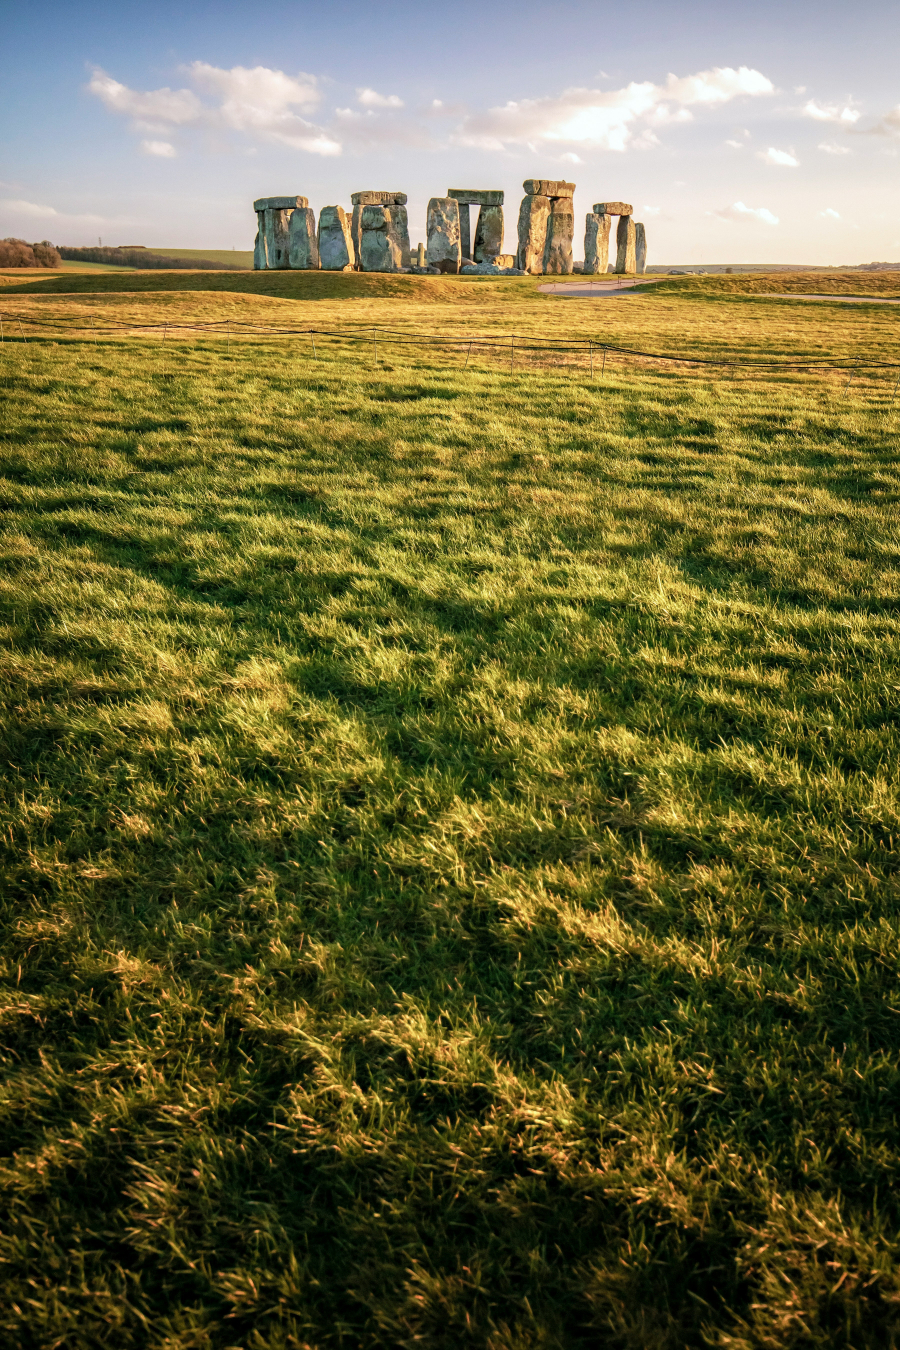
[1,268,900,1348]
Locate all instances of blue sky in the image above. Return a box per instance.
[2,0,899,263]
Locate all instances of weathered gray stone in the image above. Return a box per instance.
[615,215,636,273]
[288,207,319,269]
[426,197,461,273]
[386,204,411,269]
[416,242,426,267]
[474,204,503,262]
[350,190,407,206]
[583,213,611,275]
[317,205,354,271]
[457,204,471,261]
[523,179,575,199]
[635,222,647,274]
[543,198,574,274]
[254,195,308,212]
[253,223,266,270]
[359,204,402,272]
[263,207,293,270]
[448,189,504,206]
[593,201,632,217]
[516,194,551,273]
[461,261,525,275]
[350,204,363,269]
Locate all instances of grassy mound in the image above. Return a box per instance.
[0,288,899,1346]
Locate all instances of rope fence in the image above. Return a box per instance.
[2,310,899,394]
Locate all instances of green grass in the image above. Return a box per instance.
[2,276,900,1347]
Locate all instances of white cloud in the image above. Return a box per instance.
[432,99,443,108]
[141,139,176,157]
[802,99,859,124]
[356,87,404,108]
[88,69,202,126]
[1,198,63,219]
[88,63,341,156]
[725,138,744,148]
[453,64,774,152]
[711,201,779,225]
[820,208,841,219]
[643,205,661,215]
[561,151,581,162]
[758,146,798,166]
[818,141,850,154]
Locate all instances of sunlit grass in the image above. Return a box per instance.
[1,274,900,1347]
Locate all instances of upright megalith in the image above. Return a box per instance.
[448,190,504,265]
[516,180,575,274]
[253,195,308,270]
[426,197,461,273]
[359,205,403,272]
[516,194,550,273]
[474,205,504,263]
[584,213,611,274]
[634,222,647,274]
[351,191,407,270]
[616,215,636,274]
[387,204,411,269]
[288,207,319,269]
[317,205,355,270]
[543,198,574,274]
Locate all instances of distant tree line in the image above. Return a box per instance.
[0,239,62,268]
[58,246,248,271]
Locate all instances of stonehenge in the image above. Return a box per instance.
[253,181,647,276]
[516,180,575,274]
[583,203,646,275]
[448,190,504,263]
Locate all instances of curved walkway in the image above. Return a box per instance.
[537,278,663,298]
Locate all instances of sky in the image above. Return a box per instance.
[2,0,899,264]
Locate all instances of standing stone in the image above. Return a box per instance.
[359,205,402,272]
[473,204,503,262]
[288,207,319,270]
[386,204,411,269]
[253,197,308,271]
[317,205,354,270]
[254,223,267,271]
[543,198,574,274]
[635,222,647,274]
[426,197,461,273]
[416,242,426,267]
[457,203,471,262]
[615,215,636,274]
[516,194,551,273]
[584,213,611,274]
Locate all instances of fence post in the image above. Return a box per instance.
[464,340,472,370]
[510,335,514,374]
[373,327,377,366]
[601,345,607,377]
[889,369,900,408]
[589,339,593,378]
[18,319,27,344]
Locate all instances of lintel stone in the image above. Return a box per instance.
[593,201,633,216]
[523,179,575,198]
[448,189,504,206]
[254,195,308,211]
[351,190,407,206]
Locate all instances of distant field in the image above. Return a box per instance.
[1,269,900,1347]
[147,246,254,267]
